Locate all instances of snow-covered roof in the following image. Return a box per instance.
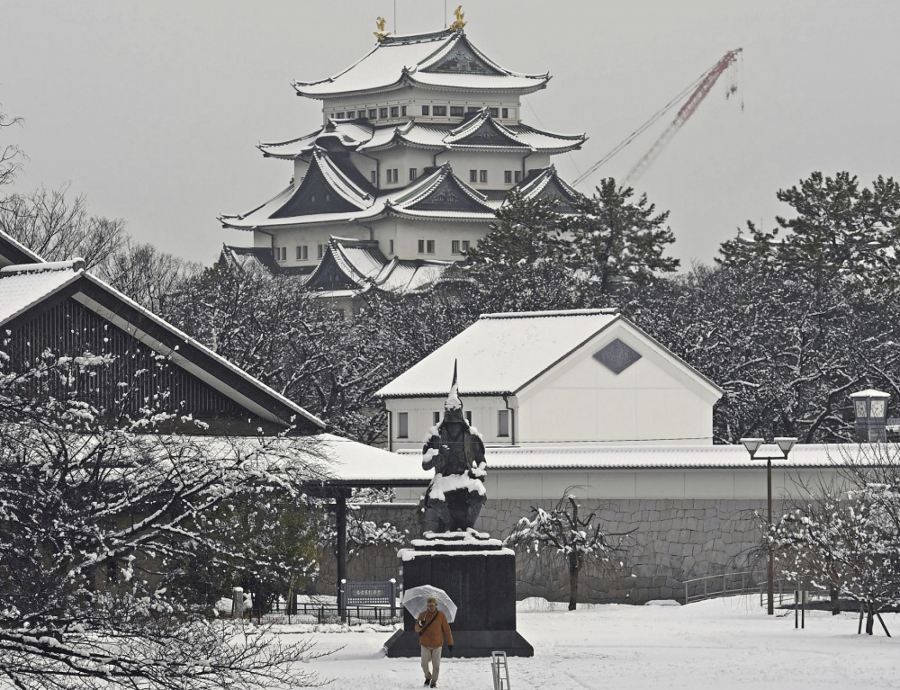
[0,232,325,432]
[399,442,892,470]
[315,433,430,485]
[0,260,84,324]
[259,117,584,159]
[293,29,549,99]
[377,309,624,398]
[304,237,451,294]
[0,230,44,267]
[220,159,501,230]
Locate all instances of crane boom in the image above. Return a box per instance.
[624,48,742,184]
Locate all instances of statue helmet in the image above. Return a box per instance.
[442,360,466,423]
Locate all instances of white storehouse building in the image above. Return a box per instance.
[219,23,585,294]
[376,309,724,451]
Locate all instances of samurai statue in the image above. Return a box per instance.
[421,362,487,533]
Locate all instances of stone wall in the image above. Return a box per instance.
[312,498,774,604]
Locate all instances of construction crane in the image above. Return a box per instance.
[573,48,743,188]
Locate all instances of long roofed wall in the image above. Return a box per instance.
[220,25,586,283]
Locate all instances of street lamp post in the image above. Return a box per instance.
[740,436,798,615]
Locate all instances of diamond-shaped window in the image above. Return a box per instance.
[593,338,641,375]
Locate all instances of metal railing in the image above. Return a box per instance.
[758,579,829,610]
[683,571,760,604]
[245,600,402,626]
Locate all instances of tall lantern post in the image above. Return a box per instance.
[740,436,798,615]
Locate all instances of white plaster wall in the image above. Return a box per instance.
[516,326,716,445]
[321,90,521,126]
[483,466,851,501]
[434,151,544,190]
[372,148,434,189]
[385,394,520,451]
[271,224,369,269]
[293,159,310,184]
[373,217,490,262]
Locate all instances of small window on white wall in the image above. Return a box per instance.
[498,410,510,437]
[433,411,441,425]
[465,411,472,425]
[397,412,409,438]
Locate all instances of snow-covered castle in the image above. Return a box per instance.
[219,15,585,301]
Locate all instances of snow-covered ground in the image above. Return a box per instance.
[281,596,899,689]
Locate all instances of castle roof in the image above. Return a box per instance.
[258,114,585,158]
[220,159,501,230]
[293,29,549,99]
[304,236,451,293]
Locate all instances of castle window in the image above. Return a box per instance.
[502,108,509,118]
[380,107,388,118]
[498,410,510,437]
[370,170,377,184]
[409,168,418,181]
[514,170,522,183]
[335,112,345,119]
[462,240,470,252]
[433,411,441,425]
[433,105,447,116]
[389,239,394,254]
[390,106,399,117]
[417,240,435,254]
[504,171,512,184]
[296,246,308,261]
[422,105,430,116]
[450,106,464,117]
[345,110,355,119]
[469,170,477,183]
[479,170,487,183]
[317,244,324,259]
[489,107,499,117]
[401,105,407,116]
[397,412,409,438]
[452,240,461,254]
[465,411,473,424]
[369,108,378,119]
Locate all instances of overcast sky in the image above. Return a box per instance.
[2,1,898,268]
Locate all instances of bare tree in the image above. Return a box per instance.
[0,102,24,203]
[97,237,203,312]
[0,184,126,268]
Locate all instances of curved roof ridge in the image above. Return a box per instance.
[312,149,373,208]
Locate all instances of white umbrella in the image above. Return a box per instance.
[401,584,458,623]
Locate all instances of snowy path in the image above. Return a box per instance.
[284,597,900,690]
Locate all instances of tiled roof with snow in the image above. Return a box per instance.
[259,118,584,159]
[0,232,325,431]
[398,442,889,471]
[221,160,500,230]
[0,260,84,325]
[376,309,622,398]
[293,30,549,99]
[305,237,451,293]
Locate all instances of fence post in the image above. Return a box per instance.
[232,587,244,620]
[389,578,397,617]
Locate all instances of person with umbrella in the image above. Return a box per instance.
[416,596,454,688]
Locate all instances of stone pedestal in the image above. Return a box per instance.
[384,531,533,658]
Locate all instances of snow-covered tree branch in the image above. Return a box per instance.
[504,488,633,610]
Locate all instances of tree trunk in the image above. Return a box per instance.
[568,553,579,611]
[830,584,840,616]
[865,602,875,635]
